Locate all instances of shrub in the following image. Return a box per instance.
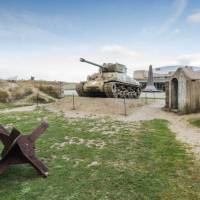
[12,91,24,100]
[0,90,9,102]
[30,94,55,104]
[24,88,33,96]
[39,85,61,98]
[11,87,33,100]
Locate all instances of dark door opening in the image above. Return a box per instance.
[171,78,178,109]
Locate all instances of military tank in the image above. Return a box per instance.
[76,58,141,98]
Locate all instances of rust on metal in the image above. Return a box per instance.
[0,122,49,177]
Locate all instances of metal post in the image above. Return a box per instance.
[72,94,75,110]
[36,93,39,107]
[60,81,62,98]
[124,97,127,116]
[145,92,148,104]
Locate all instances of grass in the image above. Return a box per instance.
[0,109,199,200]
[189,118,200,128]
[0,102,33,110]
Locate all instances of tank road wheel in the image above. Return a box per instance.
[127,92,132,99]
[76,82,86,97]
[124,90,129,99]
[104,83,118,98]
[111,84,118,98]
[135,87,141,98]
[118,91,122,98]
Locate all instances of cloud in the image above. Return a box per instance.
[187,11,200,23]
[100,45,140,57]
[173,28,181,34]
[156,0,187,36]
[0,10,72,44]
[0,41,199,82]
[176,53,200,65]
[0,45,145,82]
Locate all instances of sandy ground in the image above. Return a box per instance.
[1,97,200,160]
[47,97,147,117]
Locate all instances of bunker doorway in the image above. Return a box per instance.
[171,78,178,109]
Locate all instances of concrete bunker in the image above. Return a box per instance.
[165,67,200,114]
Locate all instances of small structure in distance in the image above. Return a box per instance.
[142,65,160,93]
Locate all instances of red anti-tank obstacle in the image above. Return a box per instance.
[0,122,49,177]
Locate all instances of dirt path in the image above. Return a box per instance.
[122,100,200,159]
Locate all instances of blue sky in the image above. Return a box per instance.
[0,0,199,81]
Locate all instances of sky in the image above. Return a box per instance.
[0,0,200,82]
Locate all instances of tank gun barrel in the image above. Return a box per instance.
[80,58,104,69]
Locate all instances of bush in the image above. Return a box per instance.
[39,85,61,98]
[24,88,33,96]
[0,90,9,102]
[12,91,24,100]
[11,87,33,100]
[30,94,55,104]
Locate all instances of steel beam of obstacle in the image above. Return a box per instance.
[0,122,49,177]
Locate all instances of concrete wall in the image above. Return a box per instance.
[185,80,200,113]
[178,72,187,111]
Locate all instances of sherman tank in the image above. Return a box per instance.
[76,58,141,98]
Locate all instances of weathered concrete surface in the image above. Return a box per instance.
[167,67,200,113]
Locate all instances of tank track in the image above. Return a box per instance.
[104,82,141,99]
[76,82,141,99]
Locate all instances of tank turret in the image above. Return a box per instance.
[80,58,127,73]
[80,58,104,69]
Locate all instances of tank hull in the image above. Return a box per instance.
[76,81,141,99]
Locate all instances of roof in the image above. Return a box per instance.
[154,65,200,75]
[172,67,200,80]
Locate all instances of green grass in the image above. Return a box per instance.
[0,109,199,200]
[0,102,33,110]
[0,102,18,109]
[189,118,200,128]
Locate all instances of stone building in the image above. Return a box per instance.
[134,65,200,91]
[165,67,200,114]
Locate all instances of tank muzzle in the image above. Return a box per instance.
[80,58,85,62]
